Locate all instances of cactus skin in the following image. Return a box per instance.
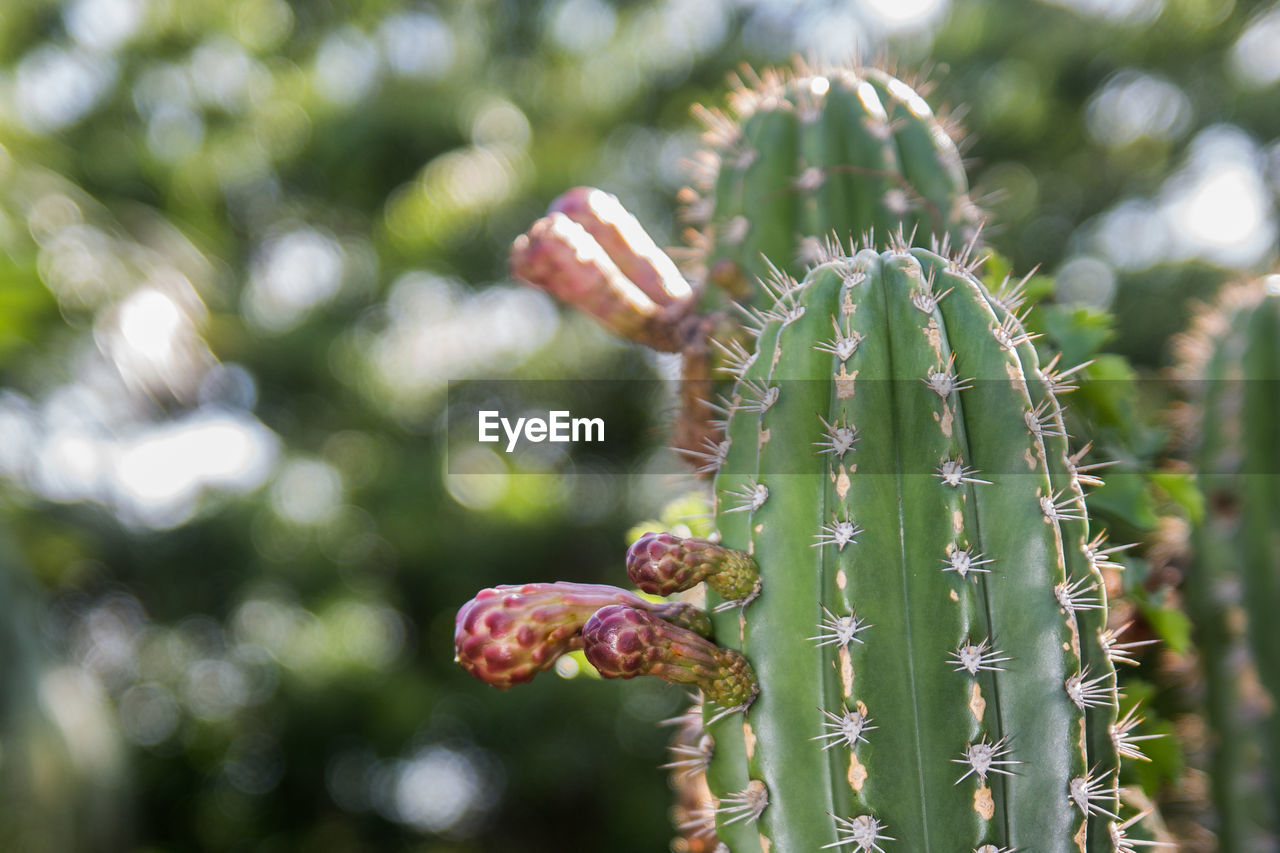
[701,241,1127,852]
[1177,277,1280,851]
[682,64,981,307]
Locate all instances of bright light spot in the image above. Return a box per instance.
[14,45,118,131]
[862,0,949,32]
[314,27,380,106]
[809,76,830,96]
[64,0,146,51]
[362,273,557,410]
[118,288,184,364]
[381,746,495,836]
[546,0,618,53]
[470,98,531,148]
[182,658,249,721]
[1091,199,1169,270]
[1086,70,1191,147]
[147,106,205,161]
[379,11,455,78]
[585,189,692,299]
[112,411,279,528]
[189,38,259,111]
[1230,7,1280,88]
[1092,126,1277,270]
[118,683,181,746]
[1040,0,1163,23]
[445,447,508,511]
[1266,274,1280,296]
[554,655,580,678]
[39,667,124,775]
[34,430,104,502]
[328,601,405,669]
[888,76,933,119]
[1160,127,1276,267]
[792,8,863,65]
[270,458,343,525]
[0,393,38,479]
[244,227,345,333]
[1055,256,1117,307]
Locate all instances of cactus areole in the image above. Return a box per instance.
[456,236,1152,851]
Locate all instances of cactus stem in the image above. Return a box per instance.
[717,779,769,826]
[815,414,859,457]
[936,458,991,487]
[1040,490,1085,522]
[813,705,877,750]
[813,511,864,551]
[1069,770,1121,818]
[953,736,1021,783]
[808,605,871,648]
[948,637,1012,675]
[1053,576,1102,614]
[941,547,994,579]
[1064,667,1115,710]
[822,814,894,851]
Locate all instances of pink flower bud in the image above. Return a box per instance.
[582,604,757,710]
[627,531,760,603]
[455,582,710,689]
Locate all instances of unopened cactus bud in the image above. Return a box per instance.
[627,531,760,603]
[549,187,694,307]
[582,604,758,709]
[455,582,711,689]
[510,188,694,351]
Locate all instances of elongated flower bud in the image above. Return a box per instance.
[510,188,693,351]
[455,582,711,689]
[549,187,694,308]
[582,604,757,709]
[627,531,760,603]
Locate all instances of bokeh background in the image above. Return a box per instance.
[0,0,1277,850]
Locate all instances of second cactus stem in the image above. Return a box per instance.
[696,239,1133,852]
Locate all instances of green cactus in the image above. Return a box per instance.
[1177,275,1280,851]
[458,233,1160,851]
[680,63,981,308]
[464,60,1163,852]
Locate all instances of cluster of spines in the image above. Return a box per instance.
[691,238,1156,852]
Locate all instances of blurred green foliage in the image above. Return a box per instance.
[0,0,1278,851]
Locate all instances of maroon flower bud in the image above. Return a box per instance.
[454,582,711,689]
[510,188,694,351]
[582,604,757,710]
[627,531,760,604]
